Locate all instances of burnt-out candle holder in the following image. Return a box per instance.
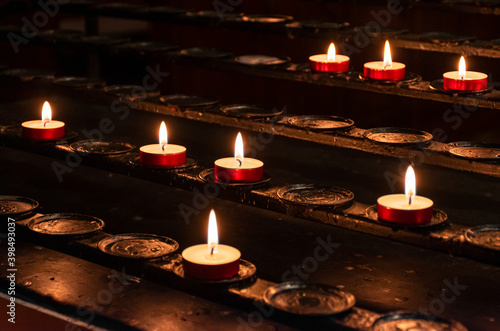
[147,6,189,16]
[179,47,233,59]
[241,14,293,24]
[186,10,243,22]
[371,312,468,331]
[159,94,219,109]
[263,282,356,316]
[299,20,349,31]
[129,155,197,170]
[429,79,494,94]
[465,225,500,251]
[0,196,39,219]
[358,71,421,85]
[234,55,291,67]
[167,254,257,287]
[420,31,475,44]
[277,184,354,210]
[1,68,55,82]
[2,124,78,143]
[365,205,447,228]
[98,234,179,259]
[287,115,354,132]
[27,213,104,237]
[102,85,161,100]
[70,140,135,156]
[446,141,500,161]
[52,76,106,90]
[198,168,271,187]
[220,104,283,120]
[111,41,179,56]
[37,29,83,44]
[363,127,433,145]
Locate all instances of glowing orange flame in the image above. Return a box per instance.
[327,43,336,62]
[41,101,51,126]
[159,121,168,151]
[405,166,416,205]
[458,56,466,80]
[234,132,244,167]
[207,209,218,255]
[383,40,392,69]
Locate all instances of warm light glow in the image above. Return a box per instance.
[405,166,416,205]
[41,101,51,126]
[207,209,218,255]
[159,121,168,151]
[234,132,244,167]
[383,40,392,69]
[458,56,466,80]
[327,43,336,62]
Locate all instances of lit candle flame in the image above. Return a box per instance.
[41,101,51,127]
[405,166,416,205]
[458,56,466,80]
[207,209,218,255]
[383,40,392,69]
[159,121,168,152]
[234,132,244,167]
[327,43,336,62]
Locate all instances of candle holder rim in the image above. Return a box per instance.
[234,54,291,67]
[220,104,283,119]
[70,140,136,155]
[159,94,219,108]
[287,115,354,131]
[358,71,421,84]
[198,168,271,187]
[129,155,197,170]
[179,47,233,59]
[52,76,106,89]
[241,14,294,24]
[299,20,349,30]
[0,195,39,216]
[372,311,468,331]
[365,204,447,228]
[446,141,500,161]
[363,127,433,145]
[263,281,356,316]
[465,225,500,251]
[97,233,180,259]
[277,184,355,209]
[27,213,105,237]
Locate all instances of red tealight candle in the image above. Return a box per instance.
[377,166,433,224]
[214,132,263,183]
[182,210,241,280]
[364,40,405,81]
[443,56,488,92]
[309,43,350,73]
[139,121,186,167]
[22,101,65,140]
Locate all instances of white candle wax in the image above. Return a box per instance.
[309,54,350,63]
[443,71,488,81]
[378,194,433,210]
[139,144,186,155]
[22,120,65,130]
[182,244,240,265]
[214,157,263,170]
[364,61,405,71]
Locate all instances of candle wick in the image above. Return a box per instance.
[236,159,242,167]
[161,144,165,152]
[408,194,413,205]
[43,120,49,127]
[210,247,214,255]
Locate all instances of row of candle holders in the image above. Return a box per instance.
[0,195,473,330]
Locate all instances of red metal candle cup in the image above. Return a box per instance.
[443,71,488,91]
[309,54,350,73]
[363,62,406,81]
[21,120,65,140]
[214,157,264,183]
[139,144,186,167]
[377,194,433,224]
[182,244,241,280]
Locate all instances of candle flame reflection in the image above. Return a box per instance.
[42,101,51,127]
[327,43,336,62]
[207,209,218,255]
[234,132,244,167]
[383,40,392,69]
[405,166,416,205]
[159,121,168,152]
[458,56,466,80]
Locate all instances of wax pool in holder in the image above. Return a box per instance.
[377,166,433,224]
[214,132,264,182]
[309,43,350,73]
[363,41,405,81]
[139,121,186,167]
[182,210,241,280]
[22,101,65,140]
[443,56,488,92]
